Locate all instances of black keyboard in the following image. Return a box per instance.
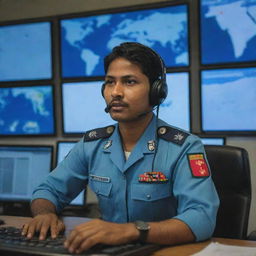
[0,226,160,256]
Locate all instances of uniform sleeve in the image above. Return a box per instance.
[172,136,220,241]
[31,139,88,213]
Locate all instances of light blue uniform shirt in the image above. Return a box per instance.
[32,115,219,241]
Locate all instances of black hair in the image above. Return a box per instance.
[104,42,163,87]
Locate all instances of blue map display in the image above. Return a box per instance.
[201,0,256,64]
[61,5,188,77]
[0,22,52,81]
[201,67,256,131]
[0,86,54,135]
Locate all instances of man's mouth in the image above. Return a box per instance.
[110,102,128,111]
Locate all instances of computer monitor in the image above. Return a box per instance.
[0,22,52,81]
[200,0,256,64]
[0,145,53,202]
[159,72,190,131]
[201,67,256,133]
[62,81,113,134]
[200,137,225,145]
[0,85,55,135]
[56,141,85,206]
[60,4,188,77]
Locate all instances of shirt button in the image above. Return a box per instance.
[146,194,151,200]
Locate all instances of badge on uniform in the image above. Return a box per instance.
[147,140,155,151]
[139,171,168,183]
[187,154,210,178]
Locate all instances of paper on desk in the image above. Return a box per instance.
[192,242,256,256]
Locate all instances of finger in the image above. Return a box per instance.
[50,219,58,239]
[26,221,38,239]
[64,227,96,253]
[64,229,78,250]
[76,234,101,254]
[38,219,51,240]
[64,223,94,246]
[57,220,65,235]
[66,233,84,254]
[21,223,29,236]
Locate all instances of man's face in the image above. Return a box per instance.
[103,57,152,123]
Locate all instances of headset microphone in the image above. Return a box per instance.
[104,105,112,113]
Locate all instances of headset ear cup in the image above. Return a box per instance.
[150,80,160,106]
[150,79,167,106]
[101,83,105,98]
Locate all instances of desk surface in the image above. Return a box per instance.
[1,215,256,256]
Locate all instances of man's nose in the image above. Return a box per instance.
[111,82,124,98]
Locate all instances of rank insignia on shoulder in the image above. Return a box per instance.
[187,154,210,178]
[84,125,115,142]
[139,171,168,183]
[157,126,189,145]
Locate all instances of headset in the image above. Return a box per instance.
[101,42,168,107]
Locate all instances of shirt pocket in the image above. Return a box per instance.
[131,182,172,202]
[90,179,112,197]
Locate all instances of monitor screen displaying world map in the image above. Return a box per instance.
[60,4,188,78]
[201,67,256,132]
[0,85,55,135]
[200,0,256,64]
[0,22,52,81]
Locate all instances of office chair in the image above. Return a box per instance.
[204,145,252,240]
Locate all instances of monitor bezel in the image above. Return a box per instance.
[0,83,57,137]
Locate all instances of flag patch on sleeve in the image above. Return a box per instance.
[187,154,210,178]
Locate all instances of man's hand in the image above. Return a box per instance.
[22,213,65,240]
[64,219,139,254]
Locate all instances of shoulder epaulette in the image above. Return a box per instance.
[157,126,189,145]
[84,125,115,142]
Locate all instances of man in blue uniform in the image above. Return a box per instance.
[22,42,219,254]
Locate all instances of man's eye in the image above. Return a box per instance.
[104,80,114,85]
[126,79,137,85]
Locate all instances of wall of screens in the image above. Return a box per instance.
[0,0,255,218]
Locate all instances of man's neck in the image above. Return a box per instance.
[118,113,153,152]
